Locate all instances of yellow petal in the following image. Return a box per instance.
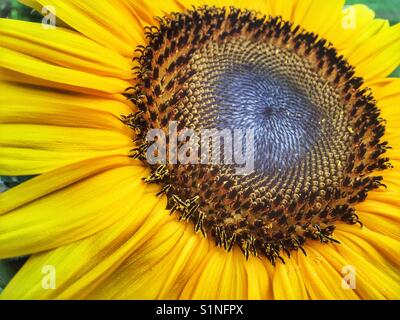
[292,0,345,40]
[0,18,133,79]
[336,230,399,280]
[340,19,390,57]
[1,193,162,299]
[127,0,185,26]
[332,4,376,49]
[0,47,131,94]
[0,124,133,175]
[0,147,132,176]
[56,198,173,299]
[177,0,268,14]
[322,232,399,299]
[218,0,268,13]
[0,165,146,258]
[0,124,132,150]
[86,220,185,299]
[297,246,360,299]
[272,252,308,299]
[266,0,296,22]
[367,79,400,148]
[21,0,144,56]
[0,81,134,116]
[367,188,400,209]
[350,23,400,64]
[88,221,209,299]
[245,256,273,299]
[358,212,399,241]
[216,248,247,299]
[0,68,116,96]
[348,24,400,80]
[355,199,400,223]
[314,243,385,299]
[365,170,400,207]
[157,224,210,299]
[0,102,130,135]
[0,155,142,215]
[336,224,400,269]
[187,248,229,299]
[368,78,400,100]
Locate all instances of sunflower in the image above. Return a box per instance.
[0,0,399,300]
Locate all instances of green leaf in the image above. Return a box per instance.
[0,258,29,291]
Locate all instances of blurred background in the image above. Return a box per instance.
[0,0,399,292]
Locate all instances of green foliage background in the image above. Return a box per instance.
[0,0,399,293]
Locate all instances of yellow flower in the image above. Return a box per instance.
[0,0,399,299]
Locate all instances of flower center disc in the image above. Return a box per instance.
[125,7,390,263]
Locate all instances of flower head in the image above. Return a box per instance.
[0,0,399,299]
